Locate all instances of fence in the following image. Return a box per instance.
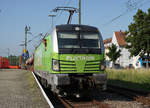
[0,56,9,69]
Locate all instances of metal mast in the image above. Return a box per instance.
[25,26,30,51]
[79,0,81,25]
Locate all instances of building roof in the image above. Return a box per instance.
[103,31,126,47]
[103,38,112,44]
[114,31,126,46]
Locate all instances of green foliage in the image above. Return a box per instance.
[106,43,121,64]
[126,8,150,57]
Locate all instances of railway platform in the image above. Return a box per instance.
[0,69,49,108]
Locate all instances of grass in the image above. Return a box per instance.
[24,70,48,104]
[106,69,150,92]
[24,70,37,93]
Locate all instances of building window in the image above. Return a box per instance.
[129,56,131,59]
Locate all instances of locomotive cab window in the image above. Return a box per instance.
[58,32,100,49]
[57,31,101,54]
[80,32,100,48]
[58,32,80,48]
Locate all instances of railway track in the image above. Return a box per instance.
[34,71,111,108]
[58,96,110,108]
[34,72,111,108]
[136,95,150,106]
[33,71,150,108]
[107,84,150,107]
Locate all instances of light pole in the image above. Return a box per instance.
[7,48,10,57]
[48,14,56,29]
[25,26,30,51]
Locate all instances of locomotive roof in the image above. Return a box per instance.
[56,24,99,32]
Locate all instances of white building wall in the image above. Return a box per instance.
[111,32,133,68]
[112,33,119,47]
[119,48,132,68]
[104,32,141,68]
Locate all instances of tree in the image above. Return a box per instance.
[106,44,121,68]
[125,9,150,68]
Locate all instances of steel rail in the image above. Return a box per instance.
[58,97,110,108]
[107,84,150,107]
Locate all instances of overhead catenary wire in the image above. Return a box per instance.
[52,0,73,26]
[52,7,78,24]
[46,0,73,34]
[28,33,44,50]
[27,33,44,44]
[19,32,44,55]
[19,33,43,46]
[29,0,74,53]
[103,0,150,27]
[20,1,73,54]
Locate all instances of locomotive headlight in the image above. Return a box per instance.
[100,61,105,71]
[100,65,105,70]
[52,59,60,71]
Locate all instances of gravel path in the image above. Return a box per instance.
[0,69,49,108]
[95,91,150,108]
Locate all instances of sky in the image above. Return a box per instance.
[0,0,150,56]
